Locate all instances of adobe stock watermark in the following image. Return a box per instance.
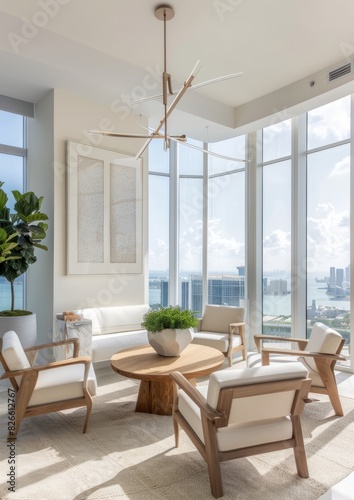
[6,388,17,492]
[77,270,136,309]
[212,0,244,21]
[7,0,72,54]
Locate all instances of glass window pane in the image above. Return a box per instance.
[263,119,291,162]
[209,136,246,175]
[307,144,350,366]
[179,178,203,314]
[0,154,24,210]
[148,174,169,307]
[148,140,169,174]
[178,139,203,175]
[208,171,245,306]
[262,160,291,336]
[0,111,24,148]
[0,111,25,310]
[307,96,350,150]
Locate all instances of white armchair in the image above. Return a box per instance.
[248,322,346,416]
[192,304,246,366]
[171,363,311,498]
[0,330,97,439]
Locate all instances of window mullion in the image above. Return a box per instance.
[292,114,307,338]
[169,141,179,306]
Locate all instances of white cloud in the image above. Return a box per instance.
[307,204,350,269]
[330,155,350,177]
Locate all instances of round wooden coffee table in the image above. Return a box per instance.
[111,343,224,415]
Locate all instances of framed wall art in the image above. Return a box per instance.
[66,140,142,274]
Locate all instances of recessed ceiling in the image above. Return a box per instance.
[1,0,354,141]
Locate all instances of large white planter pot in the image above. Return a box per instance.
[0,313,37,348]
[148,327,194,356]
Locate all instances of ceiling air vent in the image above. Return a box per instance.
[328,62,352,82]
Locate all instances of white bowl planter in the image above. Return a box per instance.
[148,327,194,356]
[0,313,37,348]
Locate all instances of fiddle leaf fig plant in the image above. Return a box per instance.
[0,182,49,316]
[141,305,199,333]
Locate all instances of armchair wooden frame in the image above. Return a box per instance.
[227,321,246,366]
[254,335,346,416]
[171,370,311,498]
[0,337,94,439]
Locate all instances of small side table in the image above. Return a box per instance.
[55,314,92,359]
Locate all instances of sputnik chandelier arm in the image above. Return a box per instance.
[134,59,201,159]
[168,137,249,163]
[89,130,186,141]
[90,4,245,162]
[130,71,244,106]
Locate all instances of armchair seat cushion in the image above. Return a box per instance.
[29,363,97,407]
[192,332,242,353]
[178,363,307,452]
[178,382,293,452]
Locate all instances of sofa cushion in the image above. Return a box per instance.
[99,304,149,335]
[74,305,150,336]
[92,329,148,362]
[73,308,103,335]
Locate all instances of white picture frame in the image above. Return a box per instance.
[66,140,142,274]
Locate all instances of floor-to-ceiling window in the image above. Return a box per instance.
[148,94,353,371]
[148,136,246,316]
[306,97,351,366]
[261,120,292,335]
[0,110,26,310]
[208,137,246,309]
[178,139,203,314]
[148,140,170,308]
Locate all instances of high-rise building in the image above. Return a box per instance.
[336,268,344,287]
[160,279,169,307]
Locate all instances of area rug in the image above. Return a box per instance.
[0,372,353,500]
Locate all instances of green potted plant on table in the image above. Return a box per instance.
[141,305,199,356]
[0,182,49,347]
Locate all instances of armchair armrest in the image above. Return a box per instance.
[228,322,246,347]
[261,347,346,362]
[229,322,245,330]
[0,356,91,380]
[170,371,225,422]
[254,334,308,353]
[24,338,80,359]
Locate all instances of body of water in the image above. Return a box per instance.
[149,275,350,317]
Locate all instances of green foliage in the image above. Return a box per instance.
[141,306,199,333]
[0,182,49,313]
[0,309,32,316]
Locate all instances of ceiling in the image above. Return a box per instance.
[1,0,354,142]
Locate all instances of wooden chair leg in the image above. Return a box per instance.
[316,363,344,416]
[292,415,309,478]
[82,392,93,433]
[227,351,233,367]
[324,380,343,416]
[13,373,38,439]
[173,415,180,447]
[203,419,224,498]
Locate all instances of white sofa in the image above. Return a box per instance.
[56,304,150,364]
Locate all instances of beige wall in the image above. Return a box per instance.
[28,89,149,343]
